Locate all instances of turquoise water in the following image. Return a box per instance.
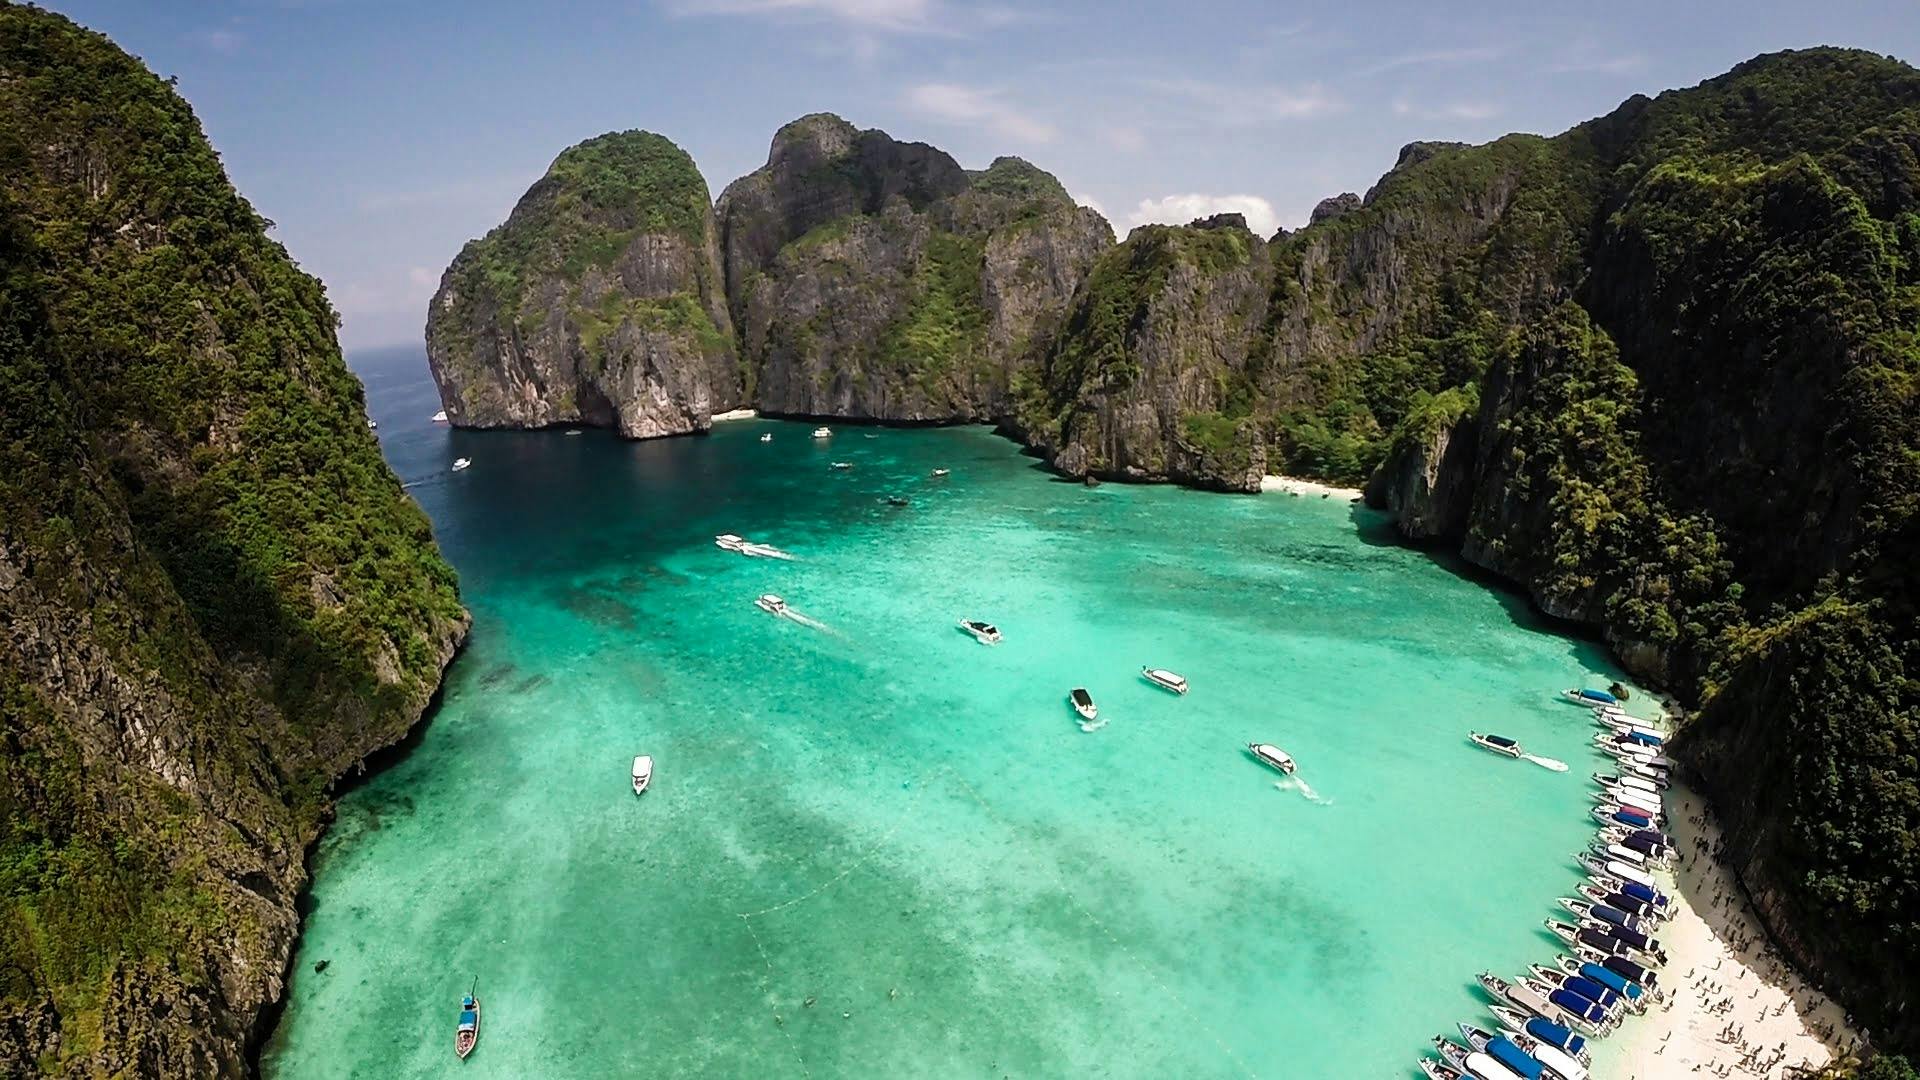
[264,348,1636,1078]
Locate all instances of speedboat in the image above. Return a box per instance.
[1591,807,1655,831]
[1478,973,1583,1037]
[1595,786,1662,816]
[715,533,747,552]
[1564,688,1618,707]
[631,754,654,795]
[1577,882,1664,922]
[1141,667,1189,694]
[1525,966,1626,1017]
[958,619,1001,644]
[1557,916,1665,965]
[1592,771,1661,794]
[1574,945,1662,993]
[1433,1037,1524,1080]
[1068,688,1097,723]
[1591,840,1661,869]
[1419,1060,1466,1080]
[830,461,853,470]
[367,418,378,430]
[450,457,471,472]
[1599,829,1673,861]
[812,426,832,438]
[1556,898,1649,936]
[1489,1005,1590,1068]
[432,409,448,423]
[1470,732,1523,758]
[931,468,950,477]
[755,594,788,615]
[760,433,773,442]
[885,495,911,507]
[1519,977,1613,1035]
[1248,743,1296,775]
[455,989,480,1059]
[1554,956,1648,1014]
[1460,1022,1563,1080]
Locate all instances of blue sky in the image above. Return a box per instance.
[47,0,1920,350]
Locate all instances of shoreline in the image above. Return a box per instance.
[1595,777,1860,1079]
[1259,473,1365,500]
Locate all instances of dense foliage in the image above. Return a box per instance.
[0,4,464,1071]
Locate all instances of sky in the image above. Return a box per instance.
[45,0,1920,351]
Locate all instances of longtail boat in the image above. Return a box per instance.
[456,982,480,1060]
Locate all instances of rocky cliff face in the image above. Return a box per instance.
[1017,215,1272,492]
[426,132,740,437]
[0,9,466,1074]
[719,117,1111,419]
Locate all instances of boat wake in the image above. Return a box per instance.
[1523,753,1570,772]
[780,610,836,635]
[1077,717,1109,733]
[1274,777,1333,805]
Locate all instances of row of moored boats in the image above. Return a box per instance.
[1420,687,1679,1080]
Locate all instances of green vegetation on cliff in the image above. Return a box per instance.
[0,6,465,1072]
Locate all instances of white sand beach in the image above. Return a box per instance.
[1260,473,1365,500]
[1595,778,1861,1079]
[711,407,758,422]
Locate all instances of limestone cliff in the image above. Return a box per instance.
[1016,215,1272,492]
[718,116,1111,419]
[0,8,466,1074]
[426,131,740,437]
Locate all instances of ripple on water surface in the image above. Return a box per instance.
[265,352,1638,1079]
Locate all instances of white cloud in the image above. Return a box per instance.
[1126,194,1282,237]
[1392,99,1501,121]
[188,28,245,54]
[407,266,440,290]
[662,0,935,32]
[1545,51,1648,75]
[904,83,1054,143]
[1102,125,1147,154]
[1359,45,1503,77]
[1147,79,1342,123]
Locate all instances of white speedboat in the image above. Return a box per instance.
[830,461,853,470]
[450,457,471,472]
[1068,688,1097,722]
[931,468,950,477]
[367,418,378,430]
[564,428,583,436]
[1470,732,1523,758]
[1141,667,1188,694]
[1248,742,1296,775]
[812,426,832,438]
[631,755,653,795]
[755,594,788,615]
[432,409,448,423]
[957,619,1001,644]
[760,433,772,442]
[715,533,747,552]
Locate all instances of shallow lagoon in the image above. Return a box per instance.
[265,348,1633,1078]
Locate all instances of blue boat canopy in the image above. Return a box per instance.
[1577,688,1618,703]
[1524,1016,1584,1056]
[1550,987,1605,1023]
[1627,729,1664,746]
[1488,1037,1547,1079]
[1582,962,1643,998]
[458,1010,477,1029]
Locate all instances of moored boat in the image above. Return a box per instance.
[1141,667,1189,694]
[1519,977,1612,1035]
[432,409,448,423]
[1459,1023,1553,1080]
[1489,1005,1591,1067]
[931,468,950,477]
[1479,973,1581,1035]
[1592,771,1662,794]
[1068,688,1097,722]
[830,461,853,470]
[455,986,480,1059]
[760,433,772,442]
[1554,955,1648,1013]
[451,457,471,472]
[1526,964,1627,1015]
[1563,687,1617,706]
[1248,742,1296,775]
[631,754,653,795]
[1470,732,1523,758]
[1574,945,1662,993]
[812,426,832,438]
[1557,898,1649,936]
[1419,1059,1466,1080]
[958,618,1001,644]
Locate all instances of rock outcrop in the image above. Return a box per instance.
[0,8,466,1074]
[426,131,740,437]
[718,117,1111,419]
[1017,215,1272,492]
